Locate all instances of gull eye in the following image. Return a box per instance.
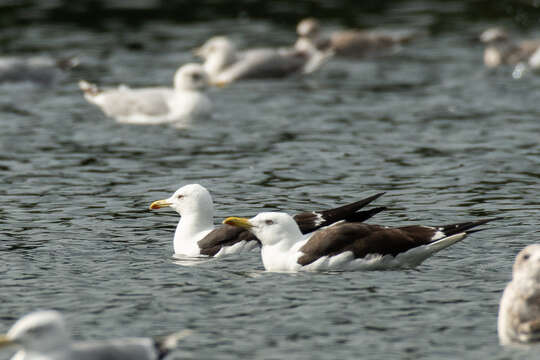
[177,195,184,199]
[191,73,201,81]
[523,254,530,261]
[265,220,274,225]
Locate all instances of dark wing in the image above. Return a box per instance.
[297,217,499,266]
[197,224,260,257]
[398,218,499,241]
[293,192,385,234]
[298,223,423,266]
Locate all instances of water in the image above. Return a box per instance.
[1,1,540,359]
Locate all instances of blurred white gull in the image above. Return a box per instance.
[79,63,212,127]
[194,36,329,85]
[480,27,540,69]
[0,55,78,86]
[295,18,419,58]
[498,244,540,345]
[0,310,190,360]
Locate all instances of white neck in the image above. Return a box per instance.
[203,52,235,79]
[260,235,307,272]
[173,212,214,256]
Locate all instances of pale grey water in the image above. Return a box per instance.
[1,4,540,360]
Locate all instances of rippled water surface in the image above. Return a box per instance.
[1,2,540,359]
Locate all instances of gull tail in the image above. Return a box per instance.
[78,80,100,96]
[154,329,192,360]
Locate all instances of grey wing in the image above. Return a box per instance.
[100,88,171,117]
[197,225,260,256]
[223,49,306,80]
[70,338,158,360]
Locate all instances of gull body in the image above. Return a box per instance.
[0,310,188,360]
[480,28,540,69]
[79,63,212,126]
[195,36,329,85]
[295,18,417,59]
[224,212,497,272]
[0,55,77,85]
[498,244,540,345]
[149,184,386,257]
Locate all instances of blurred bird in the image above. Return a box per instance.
[498,244,540,345]
[194,36,330,85]
[0,310,191,360]
[480,27,540,70]
[79,63,212,127]
[294,18,419,59]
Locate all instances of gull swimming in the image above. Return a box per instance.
[480,27,540,70]
[498,244,540,345]
[0,310,190,360]
[194,36,330,85]
[295,18,418,58]
[79,63,212,126]
[0,55,77,85]
[149,184,385,257]
[224,212,497,272]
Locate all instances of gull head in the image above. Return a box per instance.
[480,27,509,44]
[224,212,303,246]
[512,244,540,283]
[174,63,209,91]
[297,18,320,39]
[194,36,236,61]
[1,310,70,353]
[149,184,214,218]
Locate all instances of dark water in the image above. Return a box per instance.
[1,1,540,359]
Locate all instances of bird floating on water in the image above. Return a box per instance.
[224,212,498,272]
[498,244,540,345]
[0,55,78,86]
[0,310,190,360]
[149,184,385,257]
[295,18,419,59]
[480,27,540,70]
[79,63,212,127]
[194,36,330,85]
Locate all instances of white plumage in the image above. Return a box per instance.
[79,63,212,127]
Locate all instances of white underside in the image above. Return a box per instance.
[261,233,467,272]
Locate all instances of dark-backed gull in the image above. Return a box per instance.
[223,212,497,272]
[149,184,385,257]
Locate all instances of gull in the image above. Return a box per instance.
[194,36,329,85]
[223,212,498,272]
[498,244,540,345]
[0,55,78,85]
[149,184,385,257]
[295,18,418,59]
[79,63,212,126]
[0,310,190,360]
[480,27,540,69]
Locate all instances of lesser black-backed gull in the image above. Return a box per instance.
[149,184,385,257]
[224,212,497,272]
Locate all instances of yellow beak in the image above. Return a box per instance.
[149,199,172,210]
[0,335,14,348]
[211,80,228,88]
[223,217,253,229]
